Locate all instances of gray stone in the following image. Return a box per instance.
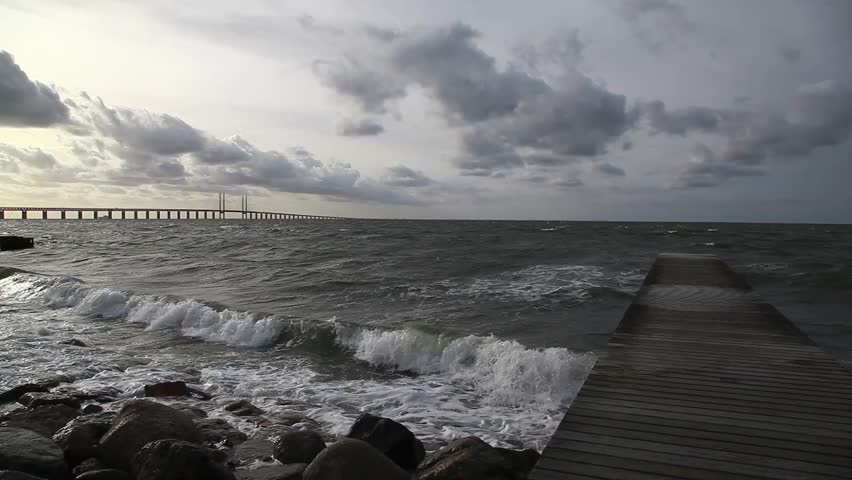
[71,458,106,477]
[144,381,190,397]
[235,463,306,480]
[0,471,48,480]
[0,404,80,437]
[59,339,88,347]
[194,417,247,448]
[75,470,131,480]
[232,437,275,465]
[98,399,202,471]
[0,428,68,480]
[346,412,424,471]
[52,412,114,465]
[303,438,410,480]
[131,439,236,480]
[416,436,538,480]
[225,400,264,417]
[0,384,49,404]
[18,392,81,410]
[273,430,325,465]
[81,405,103,414]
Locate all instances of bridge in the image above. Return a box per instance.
[0,194,345,220]
[531,254,852,479]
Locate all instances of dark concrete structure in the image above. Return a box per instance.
[531,253,852,480]
[0,236,34,251]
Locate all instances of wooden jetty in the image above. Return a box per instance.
[531,253,852,480]
[0,236,34,251]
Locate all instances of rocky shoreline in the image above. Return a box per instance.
[0,374,540,480]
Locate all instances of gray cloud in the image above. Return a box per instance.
[675,144,763,189]
[640,100,730,136]
[313,57,407,114]
[0,51,70,127]
[0,144,58,169]
[596,162,627,176]
[779,45,802,63]
[338,118,384,136]
[382,165,433,187]
[612,0,695,53]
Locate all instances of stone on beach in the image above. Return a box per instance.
[144,381,190,397]
[225,399,264,417]
[132,439,236,480]
[0,427,68,480]
[72,458,108,477]
[234,464,306,480]
[0,472,50,480]
[303,438,410,480]
[17,392,81,410]
[75,470,132,480]
[98,399,202,471]
[346,412,425,471]
[416,436,539,480]
[0,384,50,404]
[0,404,80,438]
[273,429,326,465]
[194,417,248,449]
[52,411,115,465]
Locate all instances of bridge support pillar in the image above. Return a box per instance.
[204,211,208,219]
[22,211,27,219]
[156,211,160,220]
[121,211,126,220]
[0,211,4,220]
[61,211,65,220]
[167,211,171,220]
[42,211,47,220]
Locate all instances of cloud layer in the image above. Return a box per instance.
[0,51,70,127]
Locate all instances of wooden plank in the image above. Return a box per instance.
[530,254,852,480]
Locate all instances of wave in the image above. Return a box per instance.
[0,270,595,408]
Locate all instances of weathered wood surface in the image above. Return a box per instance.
[530,253,852,480]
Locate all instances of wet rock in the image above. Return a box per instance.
[144,381,190,397]
[188,387,213,400]
[132,439,236,480]
[75,470,131,480]
[18,392,81,409]
[303,438,410,480]
[59,339,88,347]
[52,412,115,465]
[0,472,49,480]
[98,399,202,471]
[225,400,264,417]
[416,436,539,480]
[0,404,80,437]
[232,437,275,465]
[273,430,326,465]
[52,386,122,405]
[346,412,424,471]
[81,405,103,415]
[71,458,107,477]
[194,417,248,449]
[0,427,68,480]
[176,406,208,419]
[0,384,50,404]
[235,463,306,480]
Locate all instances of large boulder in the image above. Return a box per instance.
[71,458,107,477]
[273,430,326,465]
[416,436,539,480]
[0,384,50,404]
[131,439,236,480]
[52,412,115,465]
[0,427,68,480]
[346,413,424,471]
[194,417,247,449]
[231,437,275,466]
[17,392,80,410]
[0,472,49,480]
[234,464,306,480]
[144,381,190,397]
[98,400,202,471]
[75,470,131,480]
[225,400,264,417]
[0,404,80,437]
[303,438,410,480]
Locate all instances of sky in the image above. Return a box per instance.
[1,0,851,222]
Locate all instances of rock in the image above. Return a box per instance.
[0,384,50,404]
[144,381,190,397]
[0,472,49,480]
[273,430,325,465]
[232,437,275,465]
[346,412,424,471]
[59,339,88,347]
[177,406,208,419]
[81,405,103,415]
[132,439,236,480]
[75,470,131,480]
[71,458,107,477]
[235,463,306,480]
[194,417,247,449]
[0,427,68,480]
[52,386,122,404]
[0,404,80,437]
[52,412,115,465]
[18,392,81,409]
[188,387,213,400]
[416,436,539,480]
[225,400,264,417]
[303,438,410,480]
[98,399,202,471]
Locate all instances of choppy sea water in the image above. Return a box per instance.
[1,220,850,449]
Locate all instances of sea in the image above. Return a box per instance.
[1,220,850,450]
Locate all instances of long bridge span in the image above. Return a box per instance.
[0,195,344,220]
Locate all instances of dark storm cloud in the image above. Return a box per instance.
[611,0,695,53]
[313,23,636,177]
[89,99,206,155]
[0,144,58,169]
[0,51,70,127]
[596,162,626,176]
[382,165,433,187]
[675,144,763,189]
[338,118,385,136]
[640,100,729,135]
